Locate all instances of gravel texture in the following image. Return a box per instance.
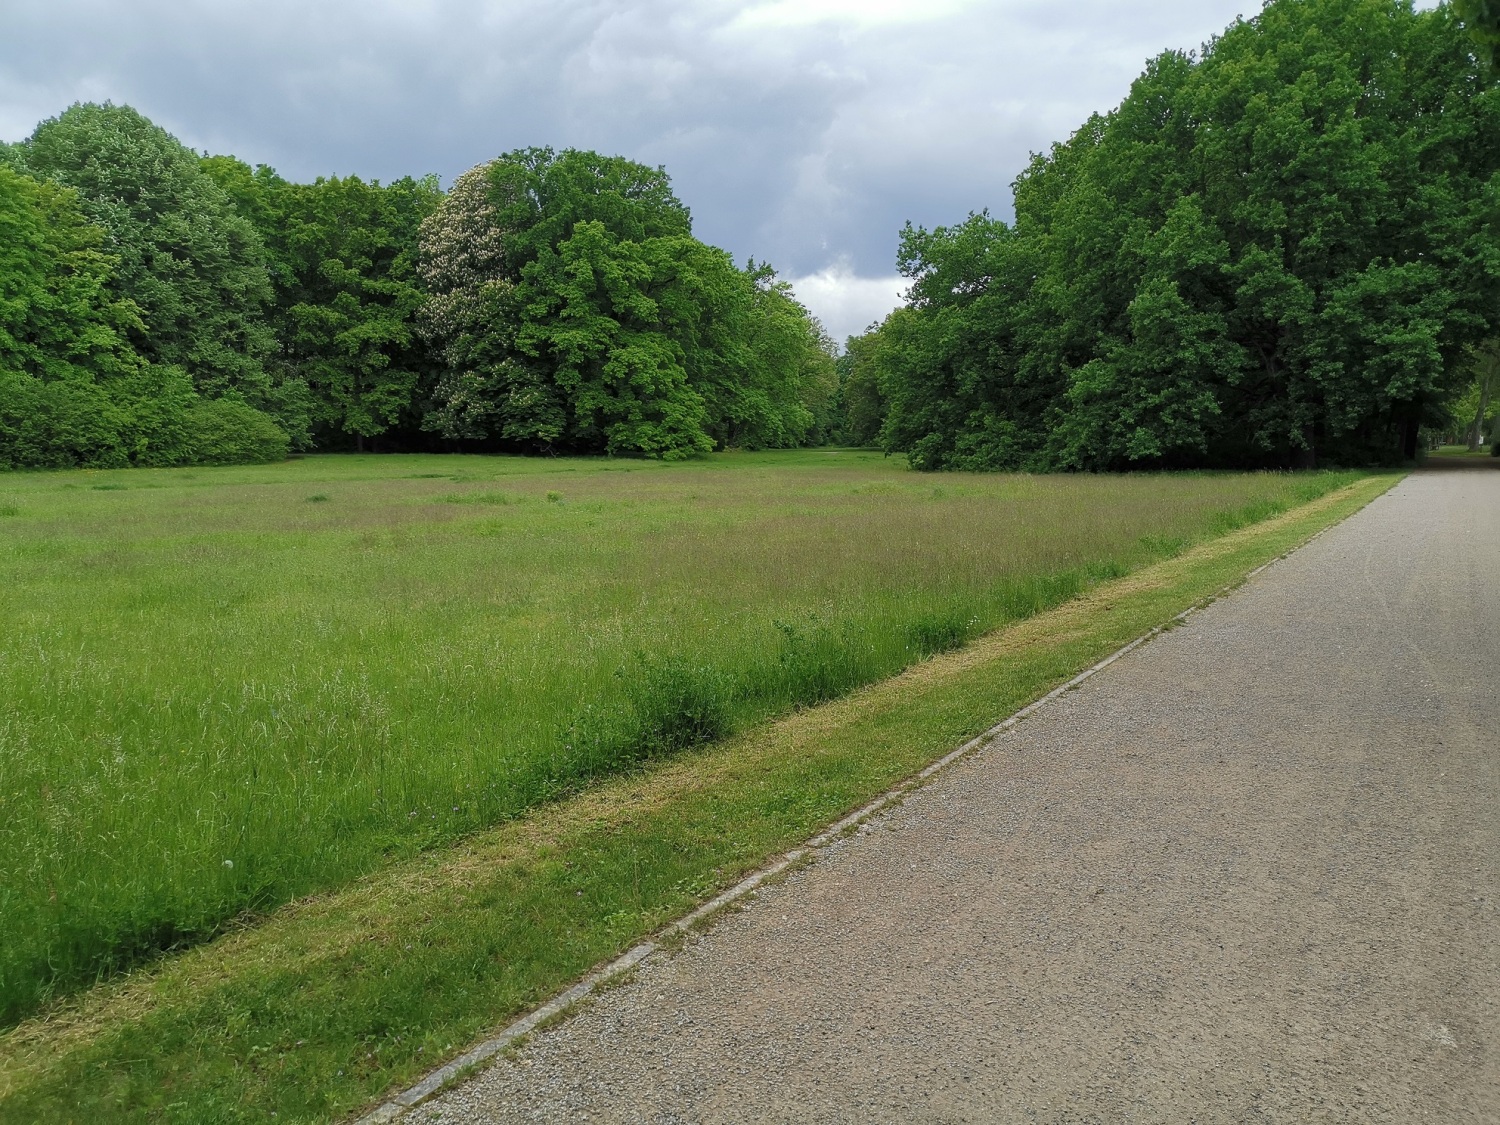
[409,467,1499,1124]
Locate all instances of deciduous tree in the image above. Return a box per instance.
[1453,0,1500,71]
[880,0,1500,470]
[420,149,827,458]
[204,159,442,449]
[0,166,286,468]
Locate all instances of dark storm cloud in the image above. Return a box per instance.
[0,0,1254,338]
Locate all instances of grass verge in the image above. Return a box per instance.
[0,472,1401,1124]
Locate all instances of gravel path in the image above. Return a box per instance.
[411,467,1499,1124]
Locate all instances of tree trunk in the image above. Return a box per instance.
[1402,417,1420,461]
[1470,379,1493,451]
[356,433,365,453]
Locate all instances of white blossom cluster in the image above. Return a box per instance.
[416,160,525,439]
[417,160,513,355]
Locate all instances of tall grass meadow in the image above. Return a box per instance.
[0,450,1356,1022]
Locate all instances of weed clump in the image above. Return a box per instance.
[904,609,976,657]
[559,658,733,782]
[627,658,732,756]
[769,617,875,706]
[442,491,513,505]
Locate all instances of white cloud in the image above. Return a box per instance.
[787,265,908,346]
[730,0,973,30]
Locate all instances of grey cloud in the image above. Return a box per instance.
[2,0,1254,286]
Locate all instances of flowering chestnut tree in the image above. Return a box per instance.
[419,148,832,458]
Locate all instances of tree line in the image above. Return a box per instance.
[846,0,1500,469]
[5,0,1498,473]
[0,106,838,469]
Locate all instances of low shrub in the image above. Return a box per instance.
[0,370,128,470]
[183,398,290,465]
[0,367,288,470]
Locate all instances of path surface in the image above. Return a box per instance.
[412,468,1499,1124]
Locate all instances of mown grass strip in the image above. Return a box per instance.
[0,473,1401,1124]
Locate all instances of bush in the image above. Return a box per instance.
[183,398,290,465]
[0,368,288,471]
[0,371,127,470]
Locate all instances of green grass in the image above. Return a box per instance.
[1429,444,1496,460]
[0,450,1363,1030]
[0,471,1399,1124]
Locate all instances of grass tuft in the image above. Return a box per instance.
[441,491,514,505]
[905,608,979,657]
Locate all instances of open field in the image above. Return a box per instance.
[0,451,1363,1029]
[0,470,1399,1124]
[1430,444,1496,460]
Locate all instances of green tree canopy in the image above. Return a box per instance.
[0,166,142,387]
[203,158,442,448]
[1453,0,1500,71]
[6,104,291,423]
[0,165,286,469]
[420,148,828,458]
[1451,339,1499,447]
[878,0,1500,470]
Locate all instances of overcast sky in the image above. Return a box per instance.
[2,0,1266,341]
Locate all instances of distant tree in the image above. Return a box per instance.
[420,149,825,458]
[199,155,287,239]
[510,215,717,458]
[797,320,841,446]
[0,165,142,468]
[204,158,442,449]
[880,216,1059,470]
[1454,341,1500,449]
[0,165,285,469]
[837,320,896,446]
[701,263,835,449]
[0,167,142,387]
[414,160,522,442]
[7,104,304,440]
